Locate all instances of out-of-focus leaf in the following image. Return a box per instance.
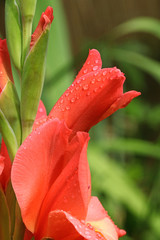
[95,138,160,159]
[112,48,160,84]
[88,144,148,218]
[111,17,160,40]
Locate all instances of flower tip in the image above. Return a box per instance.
[44,6,54,23]
[118,229,126,238]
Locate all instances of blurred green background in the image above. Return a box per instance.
[1,0,160,239]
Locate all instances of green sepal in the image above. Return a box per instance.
[0,110,18,162]
[5,0,21,71]
[21,25,51,141]
[0,81,21,145]
[0,187,11,240]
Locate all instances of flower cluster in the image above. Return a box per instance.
[0,3,140,240]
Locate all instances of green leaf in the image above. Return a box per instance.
[21,21,51,141]
[97,138,160,160]
[0,187,11,240]
[0,109,18,161]
[111,17,160,40]
[5,0,22,71]
[112,47,160,84]
[88,145,148,218]
[0,81,21,145]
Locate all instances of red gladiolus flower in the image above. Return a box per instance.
[49,49,141,132]
[11,119,125,240]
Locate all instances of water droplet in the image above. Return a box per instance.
[70,89,74,93]
[23,146,26,150]
[65,92,69,97]
[38,131,40,135]
[77,79,81,84]
[94,72,98,76]
[87,60,90,65]
[60,99,64,104]
[103,70,107,76]
[100,85,104,89]
[65,106,70,110]
[83,84,89,91]
[97,78,101,82]
[93,65,98,71]
[91,79,95,84]
[86,91,90,96]
[95,59,99,64]
[71,83,74,87]
[83,69,87,74]
[82,77,85,81]
[39,108,43,113]
[70,98,75,103]
[76,86,79,90]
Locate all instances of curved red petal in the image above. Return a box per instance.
[36,210,105,240]
[76,49,102,79]
[35,131,90,236]
[30,6,54,49]
[12,119,72,232]
[49,67,125,132]
[99,90,141,121]
[86,197,126,240]
[0,39,13,92]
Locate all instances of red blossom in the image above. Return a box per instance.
[49,49,141,132]
[11,119,125,240]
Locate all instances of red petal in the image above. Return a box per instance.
[76,49,102,79]
[0,139,11,190]
[99,90,141,121]
[30,7,54,49]
[35,131,90,237]
[0,155,4,176]
[49,67,125,132]
[36,210,105,240]
[11,119,90,234]
[35,100,47,120]
[0,39,13,92]
[86,197,126,240]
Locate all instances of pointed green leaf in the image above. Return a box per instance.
[0,81,21,145]
[5,0,21,71]
[0,187,11,240]
[0,110,18,161]
[21,14,52,141]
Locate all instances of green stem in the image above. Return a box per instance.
[21,16,33,66]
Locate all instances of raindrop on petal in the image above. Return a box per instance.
[93,65,98,71]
